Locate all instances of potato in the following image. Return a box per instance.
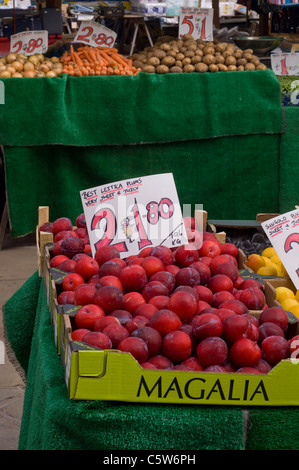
[170,65,183,73]
[237,65,245,71]
[152,49,167,59]
[218,64,228,72]
[182,57,192,65]
[195,62,208,73]
[203,46,215,55]
[245,62,256,71]
[243,53,253,61]
[133,60,145,69]
[256,63,267,70]
[185,50,195,58]
[227,65,237,71]
[175,60,183,68]
[167,50,177,58]
[156,64,169,74]
[147,56,160,67]
[159,43,171,52]
[237,58,247,66]
[215,55,225,64]
[225,56,237,66]
[191,55,202,65]
[202,54,216,65]
[215,43,227,53]
[234,50,243,60]
[176,52,185,61]
[162,56,176,67]
[180,46,187,54]
[244,48,254,55]
[182,34,194,41]
[194,49,203,57]
[209,64,219,72]
[187,43,198,52]
[183,64,195,73]
[143,65,156,73]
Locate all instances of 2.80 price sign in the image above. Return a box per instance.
[179,8,213,42]
[80,174,188,259]
[74,20,117,48]
[10,30,48,56]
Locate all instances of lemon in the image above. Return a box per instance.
[296,290,299,302]
[246,254,265,273]
[275,286,295,303]
[257,266,278,276]
[280,298,299,311]
[262,247,277,258]
[261,256,271,266]
[290,304,299,319]
[270,254,281,265]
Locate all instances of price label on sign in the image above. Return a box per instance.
[261,209,299,290]
[10,30,48,56]
[80,173,188,259]
[271,53,299,76]
[179,8,213,42]
[74,20,117,48]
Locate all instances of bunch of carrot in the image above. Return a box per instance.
[60,44,141,76]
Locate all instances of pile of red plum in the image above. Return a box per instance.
[40,214,299,374]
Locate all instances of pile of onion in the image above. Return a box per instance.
[0,53,64,78]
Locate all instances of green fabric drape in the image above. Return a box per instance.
[0,70,283,147]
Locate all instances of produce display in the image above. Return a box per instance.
[131,34,268,74]
[0,53,64,78]
[246,246,289,277]
[273,286,299,317]
[39,214,299,374]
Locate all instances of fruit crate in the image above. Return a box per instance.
[36,206,54,277]
[59,312,299,405]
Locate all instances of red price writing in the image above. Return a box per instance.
[284,233,299,278]
[90,197,175,254]
[180,15,207,40]
[77,25,114,47]
[11,37,43,54]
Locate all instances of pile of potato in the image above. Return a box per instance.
[0,52,64,78]
[132,34,267,74]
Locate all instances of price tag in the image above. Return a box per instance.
[80,173,188,259]
[10,30,48,55]
[271,53,299,76]
[74,20,117,48]
[179,8,213,42]
[261,209,299,290]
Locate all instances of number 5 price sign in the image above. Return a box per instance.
[179,8,213,42]
[10,30,48,55]
[80,173,188,259]
[74,20,117,48]
[261,209,299,290]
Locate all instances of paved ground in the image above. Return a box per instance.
[0,231,37,450]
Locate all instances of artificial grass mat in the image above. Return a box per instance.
[4,272,299,450]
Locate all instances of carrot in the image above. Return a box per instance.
[98,50,114,64]
[110,52,129,67]
[73,51,84,67]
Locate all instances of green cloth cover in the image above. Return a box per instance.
[4,273,246,450]
[0,70,283,147]
[4,133,281,237]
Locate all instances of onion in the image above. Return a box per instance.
[0,65,6,72]
[46,70,57,77]
[12,72,23,78]
[6,66,17,74]
[23,70,36,77]
[11,60,23,72]
[43,60,53,70]
[17,53,27,61]
[0,70,12,78]
[23,62,35,72]
[29,55,39,65]
[36,72,45,77]
[6,53,17,64]
[39,64,49,73]
[51,56,59,63]
[36,54,45,62]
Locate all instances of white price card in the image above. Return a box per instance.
[74,20,117,48]
[261,209,299,290]
[179,8,213,42]
[80,173,188,259]
[10,30,48,56]
[271,53,299,76]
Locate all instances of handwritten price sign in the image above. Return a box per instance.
[74,20,117,48]
[271,53,299,76]
[10,30,48,56]
[261,209,299,289]
[80,173,188,259]
[179,8,213,42]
